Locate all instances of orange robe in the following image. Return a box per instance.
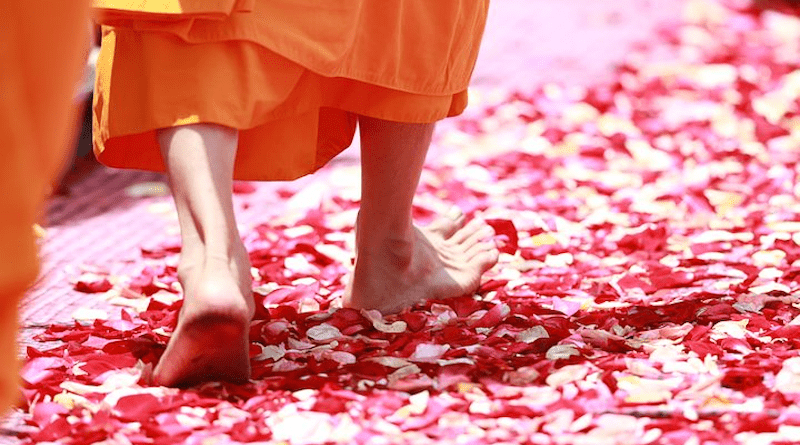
[0,1,91,412]
[93,1,489,180]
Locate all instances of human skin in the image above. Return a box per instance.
[152,119,499,387]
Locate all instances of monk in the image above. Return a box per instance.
[92,1,499,387]
[0,1,92,412]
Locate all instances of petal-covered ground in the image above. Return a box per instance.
[12,0,800,444]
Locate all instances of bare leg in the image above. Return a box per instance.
[343,117,499,314]
[154,123,253,387]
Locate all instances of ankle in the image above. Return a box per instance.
[356,235,416,270]
[356,205,414,235]
[203,241,248,265]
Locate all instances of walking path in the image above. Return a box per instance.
[29,2,800,444]
[21,0,685,331]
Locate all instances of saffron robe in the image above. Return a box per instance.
[0,0,91,412]
[93,0,490,180]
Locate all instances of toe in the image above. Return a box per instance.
[449,218,490,244]
[467,241,498,259]
[427,212,467,237]
[472,249,500,274]
[460,225,496,250]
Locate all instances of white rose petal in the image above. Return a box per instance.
[517,326,550,343]
[306,323,342,342]
[361,309,408,333]
[409,343,450,363]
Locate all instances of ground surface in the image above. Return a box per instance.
[12,1,800,444]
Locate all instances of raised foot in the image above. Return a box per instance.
[153,312,250,387]
[153,264,253,388]
[343,215,500,314]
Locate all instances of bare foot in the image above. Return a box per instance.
[177,243,252,301]
[343,215,500,314]
[153,255,254,387]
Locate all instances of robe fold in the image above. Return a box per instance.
[93,0,490,180]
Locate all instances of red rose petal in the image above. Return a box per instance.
[486,219,519,254]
